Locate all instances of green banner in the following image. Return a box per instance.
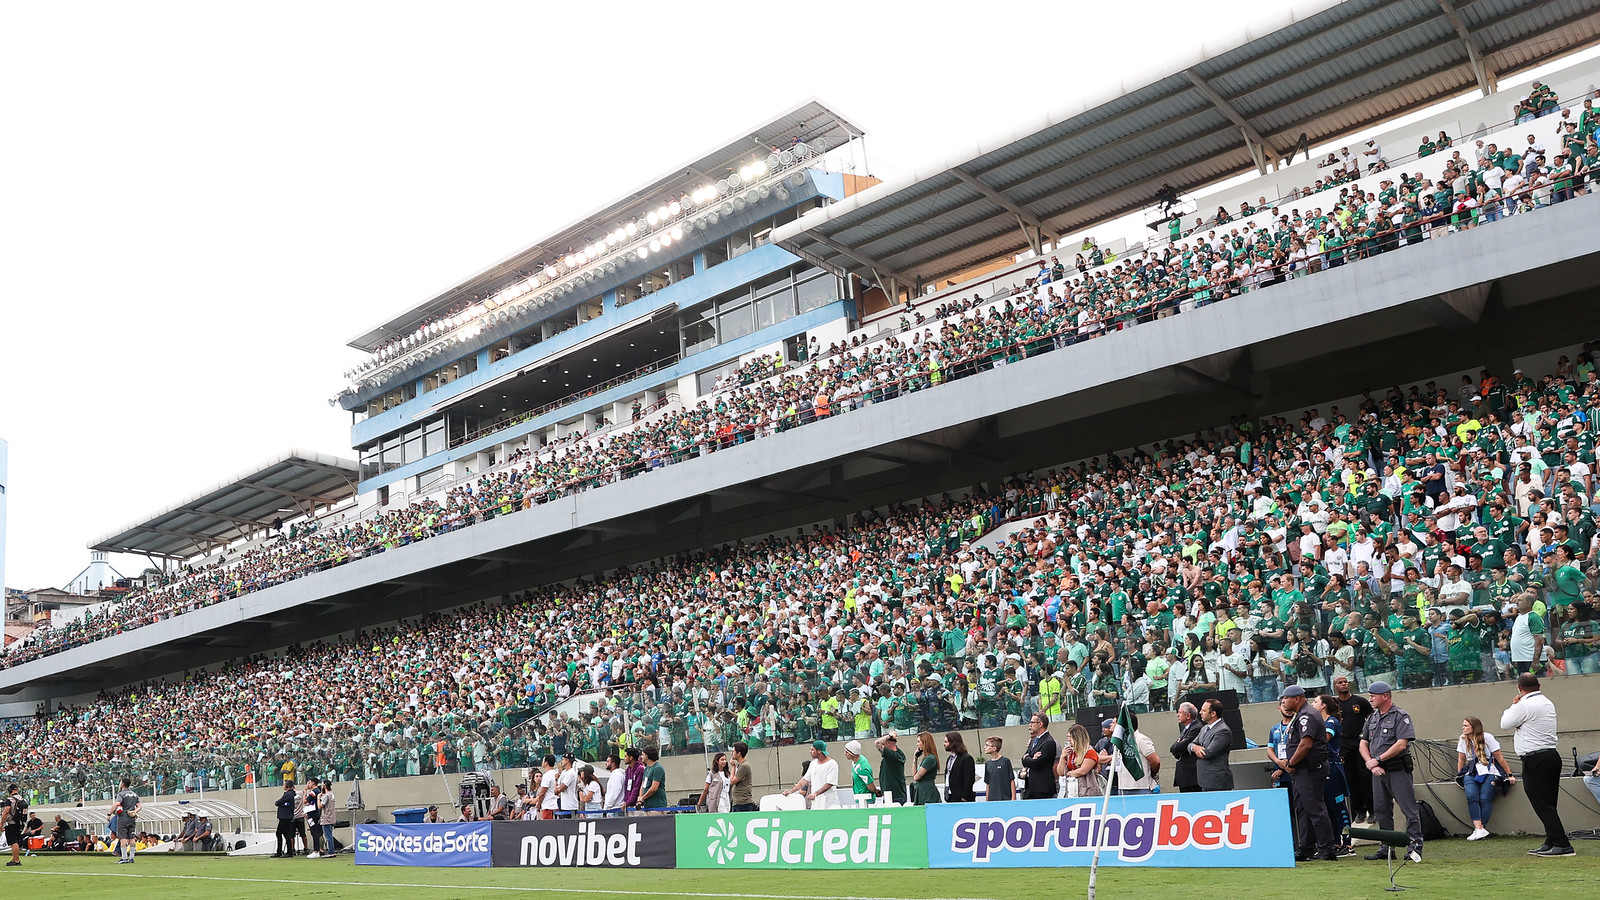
[676,807,927,869]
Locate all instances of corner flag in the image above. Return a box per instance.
[1109,704,1144,781]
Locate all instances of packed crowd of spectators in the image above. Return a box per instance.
[5,97,1595,676]
[1200,87,1596,234]
[6,347,1597,803]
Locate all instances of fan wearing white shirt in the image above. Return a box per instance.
[1500,674,1570,856]
[602,754,627,814]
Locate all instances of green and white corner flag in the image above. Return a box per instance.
[1109,704,1144,781]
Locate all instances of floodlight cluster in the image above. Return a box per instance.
[339,145,816,396]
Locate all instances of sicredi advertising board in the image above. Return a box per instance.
[677,807,927,869]
[490,817,676,868]
[355,822,492,867]
[925,790,1293,868]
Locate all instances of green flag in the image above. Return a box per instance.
[1109,704,1144,781]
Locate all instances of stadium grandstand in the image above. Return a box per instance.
[2,0,1599,847]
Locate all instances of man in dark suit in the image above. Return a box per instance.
[1190,698,1235,791]
[1169,702,1203,792]
[1020,713,1059,799]
[943,732,976,802]
[274,779,297,858]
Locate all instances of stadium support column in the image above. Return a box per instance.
[1435,0,1498,96]
[950,167,1048,256]
[1183,69,1282,175]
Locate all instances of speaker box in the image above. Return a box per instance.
[1074,704,1121,734]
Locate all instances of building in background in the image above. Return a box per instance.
[333,101,874,503]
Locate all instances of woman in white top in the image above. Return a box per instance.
[577,766,606,813]
[698,752,731,814]
[1457,716,1514,840]
[1246,635,1281,705]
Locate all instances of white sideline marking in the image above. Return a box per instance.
[13,870,998,900]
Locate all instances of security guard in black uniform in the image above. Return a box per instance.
[1281,685,1337,862]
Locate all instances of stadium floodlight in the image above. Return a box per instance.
[543,266,558,279]
[625,222,638,237]
[649,238,662,253]
[733,198,746,211]
[636,247,649,260]
[668,201,681,216]
[646,211,659,226]
[670,225,683,240]
[656,205,669,221]
[757,186,770,200]
[720,202,734,216]
[661,233,672,248]
[774,187,788,201]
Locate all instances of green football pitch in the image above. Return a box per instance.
[4,840,1597,900]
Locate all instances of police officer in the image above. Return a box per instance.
[1358,681,1422,862]
[1281,685,1337,862]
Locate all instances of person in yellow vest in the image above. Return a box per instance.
[1038,671,1064,722]
[819,688,841,741]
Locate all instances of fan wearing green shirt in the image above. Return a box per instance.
[844,741,881,802]
[1467,525,1510,571]
[1397,610,1434,690]
[1445,609,1485,684]
[874,733,907,803]
[1554,602,1600,675]
[1548,546,1584,610]
[636,747,668,811]
[1270,574,1304,620]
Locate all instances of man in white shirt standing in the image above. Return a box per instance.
[534,755,561,820]
[557,754,581,815]
[783,741,841,809]
[1215,638,1248,696]
[1500,673,1572,857]
[602,753,627,816]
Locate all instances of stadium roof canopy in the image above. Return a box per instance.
[772,0,1600,292]
[347,98,867,352]
[89,450,359,561]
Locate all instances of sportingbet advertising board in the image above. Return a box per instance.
[677,807,927,869]
[925,790,1293,868]
[354,822,492,867]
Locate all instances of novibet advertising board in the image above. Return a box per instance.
[676,807,928,869]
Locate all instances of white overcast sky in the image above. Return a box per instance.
[0,0,1548,590]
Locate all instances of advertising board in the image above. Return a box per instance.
[490,816,676,868]
[354,822,492,867]
[676,807,927,869]
[925,790,1293,868]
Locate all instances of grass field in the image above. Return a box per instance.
[5,839,1597,900]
